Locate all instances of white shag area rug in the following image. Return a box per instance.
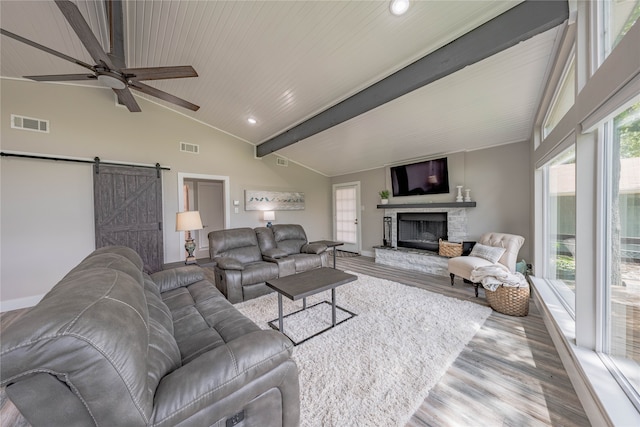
[235,272,491,427]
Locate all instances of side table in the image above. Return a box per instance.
[310,240,344,268]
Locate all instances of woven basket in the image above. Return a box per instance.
[438,239,463,257]
[485,285,530,317]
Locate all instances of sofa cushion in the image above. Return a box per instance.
[209,227,263,264]
[255,226,277,252]
[162,279,261,364]
[241,261,279,285]
[271,224,308,255]
[151,266,205,293]
[289,253,323,272]
[448,256,509,279]
[216,257,245,270]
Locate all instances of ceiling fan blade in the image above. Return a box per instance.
[113,87,141,112]
[54,0,114,69]
[122,66,198,81]
[0,28,95,71]
[25,74,97,82]
[106,0,125,68]
[130,82,200,111]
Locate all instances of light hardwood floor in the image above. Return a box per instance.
[335,255,590,427]
[0,255,590,426]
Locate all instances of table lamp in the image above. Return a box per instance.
[176,211,203,264]
[263,210,275,228]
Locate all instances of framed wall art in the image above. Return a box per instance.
[245,190,305,211]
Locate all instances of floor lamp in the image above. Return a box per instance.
[176,211,203,264]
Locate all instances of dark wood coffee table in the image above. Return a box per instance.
[266,267,357,345]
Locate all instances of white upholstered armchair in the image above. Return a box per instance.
[448,232,525,297]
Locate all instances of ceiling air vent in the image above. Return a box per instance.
[276,157,288,167]
[11,114,49,133]
[180,142,199,154]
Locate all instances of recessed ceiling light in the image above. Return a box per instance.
[247,117,257,125]
[390,0,410,16]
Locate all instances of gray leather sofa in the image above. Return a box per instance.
[209,225,329,303]
[0,246,300,427]
[258,224,330,273]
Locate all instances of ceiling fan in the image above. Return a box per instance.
[0,0,199,112]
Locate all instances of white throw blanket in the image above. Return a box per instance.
[470,265,528,292]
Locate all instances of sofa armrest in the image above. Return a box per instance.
[215,257,245,271]
[151,330,298,427]
[151,266,205,293]
[6,373,95,427]
[301,243,327,254]
[262,248,288,259]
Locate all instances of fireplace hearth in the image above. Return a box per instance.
[397,212,447,252]
[375,204,473,276]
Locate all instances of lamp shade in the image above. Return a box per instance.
[176,211,203,231]
[263,211,275,221]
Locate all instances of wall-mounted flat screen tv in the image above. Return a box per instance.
[390,157,450,197]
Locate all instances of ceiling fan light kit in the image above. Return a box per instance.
[96,70,126,90]
[0,0,199,113]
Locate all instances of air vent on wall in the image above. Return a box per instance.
[180,142,199,154]
[11,114,49,133]
[276,157,288,167]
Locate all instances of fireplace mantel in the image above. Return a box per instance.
[376,202,476,209]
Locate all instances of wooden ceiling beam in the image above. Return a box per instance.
[256,0,568,157]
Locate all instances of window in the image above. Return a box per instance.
[543,56,575,138]
[543,145,576,312]
[603,101,640,400]
[599,0,640,63]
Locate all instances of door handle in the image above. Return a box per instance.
[354,219,358,225]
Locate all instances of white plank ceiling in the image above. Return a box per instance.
[0,1,563,177]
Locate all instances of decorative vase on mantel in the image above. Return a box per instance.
[456,185,464,203]
[464,189,471,202]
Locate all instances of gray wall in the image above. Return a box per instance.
[0,79,331,308]
[466,141,531,261]
[331,142,531,260]
[1,78,532,308]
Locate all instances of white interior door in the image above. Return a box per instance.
[333,182,361,253]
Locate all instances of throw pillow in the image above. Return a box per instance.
[469,243,506,264]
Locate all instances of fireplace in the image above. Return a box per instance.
[397,212,447,252]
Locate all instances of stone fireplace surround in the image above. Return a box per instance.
[375,202,475,277]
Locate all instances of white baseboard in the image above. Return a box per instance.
[1,294,43,312]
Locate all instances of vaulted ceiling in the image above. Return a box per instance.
[0,1,566,176]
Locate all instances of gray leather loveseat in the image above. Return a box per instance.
[209,224,330,303]
[0,246,300,427]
